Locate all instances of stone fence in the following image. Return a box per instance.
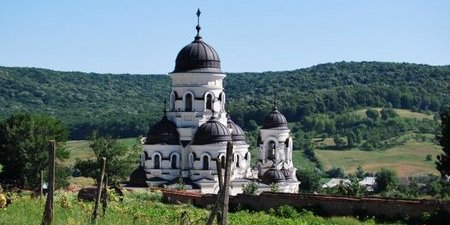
[161,190,450,221]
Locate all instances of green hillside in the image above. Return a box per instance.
[1,62,449,139]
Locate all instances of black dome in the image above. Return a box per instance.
[129,167,148,187]
[227,117,246,143]
[193,116,231,145]
[173,36,222,73]
[262,106,288,130]
[262,167,286,184]
[145,115,179,145]
[281,167,294,181]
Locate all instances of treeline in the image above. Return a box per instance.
[1,61,449,139]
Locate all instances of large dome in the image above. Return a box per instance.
[262,106,288,130]
[193,116,231,145]
[145,115,180,145]
[173,36,222,73]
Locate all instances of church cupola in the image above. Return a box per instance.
[227,114,246,143]
[172,9,222,73]
[192,115,232,145]
[145,103,180,145]
[262,104,288,130]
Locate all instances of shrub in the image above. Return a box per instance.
[242,181,258,195]
[274,205,298,218]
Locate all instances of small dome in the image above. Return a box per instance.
[262,167,286,184]
[227,116,246,143]
[262,106,288,130]
[145,115,179,145]
[129,167,148,187]
[193,116,231,145]
[281,167,295,181]
[172,36,222,73]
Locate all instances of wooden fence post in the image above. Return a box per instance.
[216,158,224,224]
[220,142,233,225]
[40,170,44,200]
[102,175,108,216]
[41,140,56,225]
[92,157,106,224]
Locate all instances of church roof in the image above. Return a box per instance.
[172,9,222,73]
[145,115,180,145]
[227,115,247,143]
[262,105,289,130]
[262,167,286,184]
[192,116,231,145]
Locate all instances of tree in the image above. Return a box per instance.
[326,167,345,178]
[380,108,398,120]
[436,107,450,178]
[333,135,346,149]
[375,168,399,192]
[75,132,138,185]
[297,169,321,193]
[0,114,70,188]
[365,108,380,121]
[0,163,3,174]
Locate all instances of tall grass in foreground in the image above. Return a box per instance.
[0,190,404,225]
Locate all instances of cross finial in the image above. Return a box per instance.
[195,8,202,39]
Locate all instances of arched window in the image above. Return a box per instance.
[202,155,209,170]
[220,92,226,110]
[171,154,178,169]
[206,94,212,110]
[236,154,240,168]
[189,153,195,168]
[154,154,161,169]
[185,93,193,111]
[220,155,226,169]
[268,141,276,160]
[170,92,176,111]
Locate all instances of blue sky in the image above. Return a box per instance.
[0,0,449,74]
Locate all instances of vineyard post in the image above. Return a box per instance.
[102,175,108,216]
[220,142,233,225]
[92,157,106,223]
[216,157,224,223]
[40,170,44,200]
[41,140,55,225]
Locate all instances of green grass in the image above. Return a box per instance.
[292,151,317,171]
[0,190,405,225]
[315,140,442,177]
[354,108,434,120]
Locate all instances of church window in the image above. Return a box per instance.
[236,154,240,168]
[154,154,161,169]
[189,153,195,168]
[220,155,225,168]
[171,154,178,169]
[170,92,176,111]
[202,155,209,170]
[206,94,212,110]
[268,141,276,160]
[185,93,193,111]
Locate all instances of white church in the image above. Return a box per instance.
[130,10,299,194]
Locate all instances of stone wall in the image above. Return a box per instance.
[161,190,450,221]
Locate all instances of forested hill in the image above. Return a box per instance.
[1,61,449,139]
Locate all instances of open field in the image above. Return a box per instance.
[354,108,434,120]
[292,151,317,171]
[64,138,139,167]
[0,190,404,225]
[315,140,442,177]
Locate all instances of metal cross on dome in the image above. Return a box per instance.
[196,8,201,37]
